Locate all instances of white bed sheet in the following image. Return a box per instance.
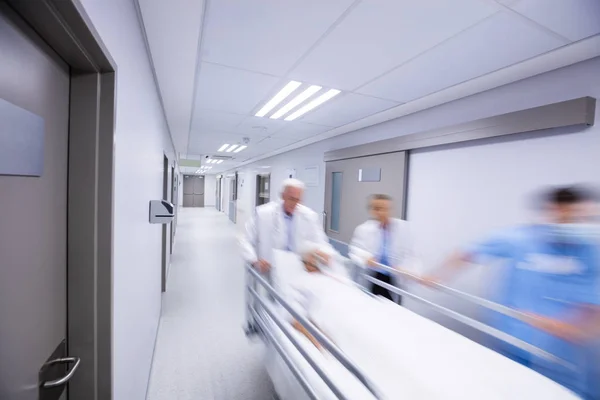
[264,251,579,400]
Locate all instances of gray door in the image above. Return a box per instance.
[228,175,237,223]
[193,175,205,207]
[324,152,408,244]
[216,176,222,211]
[182,175,205,207]
[256,174,270,206]
[0,8,72,400]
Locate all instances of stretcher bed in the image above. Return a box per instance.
[245,252,580,400]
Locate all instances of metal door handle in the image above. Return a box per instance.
[322,211,328,232]
[41,357,81,388]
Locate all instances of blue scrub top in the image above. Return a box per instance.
[468,225,600,397]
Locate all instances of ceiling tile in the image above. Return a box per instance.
[273,121,331,140]
[509,0,600,42]
[188,131,253,153]
[194,62,280,114]
[259,135,303,151]
[289,0,499,91]
[233,116,287,137]
[357,11,564,102]
[299,93,399,127]
[138,0,205,152]
[201,0,354,75]
[190,109,247,133]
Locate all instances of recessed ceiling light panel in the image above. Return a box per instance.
[270,85,321,120]
[255,80,301,117]
[285,89,341,121]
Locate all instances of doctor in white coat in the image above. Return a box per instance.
[349,194,416,303]
[240,178,335,276]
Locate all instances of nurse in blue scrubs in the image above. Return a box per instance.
[424,186,600,399]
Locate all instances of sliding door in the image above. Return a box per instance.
[324,151,408,245]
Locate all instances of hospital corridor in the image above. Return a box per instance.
[2,0,600,399]
[146,208,275,400]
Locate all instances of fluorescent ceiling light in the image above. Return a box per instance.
[234,145,247,153]
[255,81,302,117]
[285,89,341,121]
[218,144,230,152]
[226,145,238,152]
[216,160,223,164]
[270,85,321,119]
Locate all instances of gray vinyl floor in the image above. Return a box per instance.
[146,208,275,400]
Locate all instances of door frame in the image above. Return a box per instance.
[161,154,169,292]
[4,0,117,398]
[170,165,175,254]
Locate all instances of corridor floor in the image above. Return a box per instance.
[147,208,275,400]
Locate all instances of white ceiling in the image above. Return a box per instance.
[137,0,600,174]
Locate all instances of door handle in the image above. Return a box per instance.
[322,211,328,232]
[40,357,81,388]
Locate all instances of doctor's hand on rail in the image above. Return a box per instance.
[523,314,586,342]
[366,257,379,268]
[523,309,600,343]
[253,259,271,273]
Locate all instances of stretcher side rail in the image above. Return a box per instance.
[321,242,576,369]
[249,290,350,400]
[245,264,382,399]
[360,261,576,370]
[250,306,321,400]
[370,261,535,324]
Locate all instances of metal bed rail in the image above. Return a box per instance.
[250,307,321,400]
[359,259,575,370]
[370,261,536,324]
[320,240,576,369]
[245,264,382,400]
[315,250,574,369]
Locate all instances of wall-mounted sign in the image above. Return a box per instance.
[358,167,381,182]
[0,98,45,177]
[302,166,319,187]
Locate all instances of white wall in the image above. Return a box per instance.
[234,56,600,222]
[405,126,600,335]
[78,0,177,399]
[204,175,216,207]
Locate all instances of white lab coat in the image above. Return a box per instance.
[239,201,335,267]
[349,218,418,276]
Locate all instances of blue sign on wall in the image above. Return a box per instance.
[0,98,44,177]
